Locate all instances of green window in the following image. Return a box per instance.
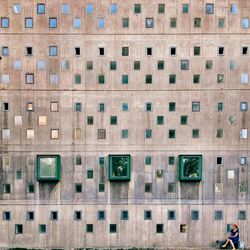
[194,18,201,28]
[216,129,223,138]
[169,102,176,112]
[158,4,165,13]
[87,61,93,70]
[98,75,105,84]
[146,103,152,111]
[170,18,177,28]
[122,18,129,28]
[178,155,202,181]
[181,115,188,125]
[122,103,129,111]
[194,46,200,56]
[145,129,152,138]
[206,60,213,70]
[169,74,176,84]
[168,156,175,165]
[157,116,164,125]
[181,60,189,70]
[182,4,189,13]
[193,74,200,84]
[87,170,93,179]
[108,155,131,181]
[75,183,82,193]
[145,156,152,165]
[122,74,129,84]
[110,116,117,125]
[87,116,94,125]
[99,183,105,192]
[134,4,141,13]
[122,47,129,56]
[39,224,46,234]
[110,61,117,70]
[217,102,223,111]
[168,129,176,139]
[157,60,164,70]
[145,74,152,84]
[192,129,199,138]
[37,155,61,181]
[16,170,22,180]
[218,18,225,28]
[99,157,104,166]
[134,61,140,70]
[122,129,129,138]
[75,74,81,84]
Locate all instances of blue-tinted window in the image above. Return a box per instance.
[25,18,33,28]
[73,18,81,28]
[49,18,57,28]
[122,103,129,111]
[97,210,105,220]
[75,102,82,112]
[49,46,57,56]
[98,18,105,28]
[191,210,199,220]
[61,4,70,14]
[1,18,9,28]
[110,4,117,14]
[86,4,94,14]
[37,4,45,14]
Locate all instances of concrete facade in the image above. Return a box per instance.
[0,0,250,249]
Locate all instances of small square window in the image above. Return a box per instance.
[75,183,82,193]
[98,210,105,220]
[181,60,189,70]
[122,103,129,111]
[240,102,248,111]
[3,183,11,193]
[99,183,105,192]
[145,74,152,84]
[145,183,152,192]
[49,46,57,56]
[49,18,57,28]
[194,18,201,28]
[169,102,176,112]
[2,74,10,84]
[218,47,224,55]
[230,4,238,14]
[146,47,152,56]
[216,129,223,138]
[74,47,80,56]
[134,4,141,14]
[193,74,200,84]
[156,224,164,233]
[122,75,129,84]
[98,129,106,139]
[98,75,105,84]
[37,4,45,14]
[228,170,235,179]
[191,210,199,220]
[99,47,105,56]
[39,224,46,234]
[192,129,199,138]
[168,156,175,165]
[146,18,154,28]
[170,18,177,28]
[87,61,93,70]
[180,224,187,233]
[99,103,105,112]
[217,157,223,165]
[217,102,224,111]
[51,129,59,139]
[182,4,189,13]
[74,211,82,221]
[110,116,117,125]
[218,18,225,28]
[230,60,236,70]
[86,224,93,233]
[75,74,81,84]
[27,102,34,111]
[157,116,164,125]
[168,183,176,193]
[3,102,9,111]
[121,129,129,139]
[15,224,23,234]
[38,116,46,126]
[73,18,81,28]
[122,46,129,56]
[86,4,94,14]
[110,61,117,70]
[50,102,59,112]
[61,60,69,70]
[169,74,176,84]
[217,74,224,83]
[242,18,249,28]
[61,3,70,14]
[16,170,22,180]
[15,115,22,126]
[13,4,21,14]
[134,61,140,70]
[27,211,34,221]
[110,224,117,233]
[27,183,34,193]
[122,18,129,28]
[75,156,82,165]
[168,129,176,139]
[194,46,200,56]
[192,102,200,112]
[98,18,105,28]
[240,129,248,139]
[14,60,22,70]
[158,60,164,70]
[180,115,188,125]
[121,210,129,220]
[3,211,11,220]
[87,170,93,179]
[168,210,176,220]
[75,102,82,112]
[145,129,152,139]
[241,74,248,84]
[206,60,213,70]
[206,4,214,14]
[214,210,223,220]
[87,116,94,125]
[110,4,117,14]
[26,129,34,140]
[50,211,58,220]
[146,103,152,111]
[144,210,152,220]
[26,74,34,84]
[238,210,247,220]
[37,60,45,70]
[170,47,176,56]
[145,156,152,165]
[2,46,9,56]
[240,157,246,165]
[99,157,105,166]
[158,4,165,13]
[1,18,9,28]
[242,47,248,55]
[2,129,10,140]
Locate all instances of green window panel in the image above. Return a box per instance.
[36,155,61,181]
[180,115,188,125]
[109,155,131,181]
[98,75,105,84]
[178,155,202,181]
[134,4,141,13]
[158,4,165,13]
[110,61,117,70]
[122,74,129,84]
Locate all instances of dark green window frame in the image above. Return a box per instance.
[134,4,141,13]
[157,60,164,70]
[182,4,189,13]
[193,74,200,84]
[169,74,176,84]
[170,18,177,28]
[87,170,94,179]
[158,4,165,13]
[169,102,176,112]
[157,116,164,125]
[134,61,140,70]
[168,129,176,139]
[145,74,152,84]
[178,155,202,181]
[145,155,152,165]
[36,155,61,182]
[98,75,105,84]
[110,61,117,70]
[122,74,129,84]
[168,156,175,165]
[180,115,188,125]
[110,116,117,125]
[192,129,199,138]
[108,155,131,181]
[122,18,129,28]
[87,61,93,70]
